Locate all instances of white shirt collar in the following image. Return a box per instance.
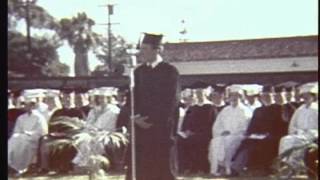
[196,99,213,106]
[213,101,226,107]
[147,55,163,68]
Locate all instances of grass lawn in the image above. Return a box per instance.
[8,173,309,180]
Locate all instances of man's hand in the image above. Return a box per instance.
[133,114,152,129]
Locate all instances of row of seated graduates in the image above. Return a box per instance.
[7,83,302,176]
[8,88,109,174]
[7,88,90,139]
[175,83,303,176]
[8,89,90,172]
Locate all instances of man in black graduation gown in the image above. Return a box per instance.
[74,88,91,118]
[50,89,86,121]
[179,82,215,174]
[232,85,284,174]
[281,86,301,124]
[125,33,180,180]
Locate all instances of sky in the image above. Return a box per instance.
[17,0,318,76]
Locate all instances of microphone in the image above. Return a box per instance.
[129,56,136,88]
[126,48,138,180]
[127,49,138,88]
[129,54,137,68]
[127,49,138,68]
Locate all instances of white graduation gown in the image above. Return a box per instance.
[278,102,318,167]
[72,104,120,167]
[208,103,253,174]
[8,110,48,172]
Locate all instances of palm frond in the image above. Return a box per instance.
[272,140,318,178]
[47,138,74,155]
[110,132,129,145]
[72,132,93,147]
[99,132,128,150]
[50,116,84,125]
[49,116,85,133]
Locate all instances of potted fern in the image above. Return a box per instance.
[47,116,129,179]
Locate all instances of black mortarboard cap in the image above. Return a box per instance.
[60,88,74,94]
[283,86,293,92]
[190,81,209,89]
[136,35,142,49]
[138,33,163,49]
[212,84,226,93]
[11,89,22,98]
[273,86,283,93]
[118,85,129,93]
[74,88,89,94]
[262,85,272,93]
[277,81,300,92]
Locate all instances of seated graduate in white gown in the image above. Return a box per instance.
[8,90,48,176]
[278,82,318,169]
[208,84,253,176]
[72,87,120,168]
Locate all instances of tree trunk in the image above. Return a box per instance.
[74,49,90,76]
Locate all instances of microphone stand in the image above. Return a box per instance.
[128,54,137,180]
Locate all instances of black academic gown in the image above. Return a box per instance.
[179,103,215,173]
[126,62,180,180]
[80,105,91,119]
[176,104,191,174]
[233,104,283,170]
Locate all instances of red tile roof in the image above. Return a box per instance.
[162,35,318,62]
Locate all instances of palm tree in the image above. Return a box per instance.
[57,12,101,76]
[93,35,133,77]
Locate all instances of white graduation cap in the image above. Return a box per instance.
[242,84,263,96]
[87,89,96,97]
[91,87,117,96]
[45,89,60,98]
[227,84,245,95]
[299,82,318,94]
[22,89,43,103]
[23,89,46,96]
[310,83,318,94]
[181,88,193,98]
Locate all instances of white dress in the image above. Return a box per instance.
[8,110,48,172]
[208,103,253,174]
